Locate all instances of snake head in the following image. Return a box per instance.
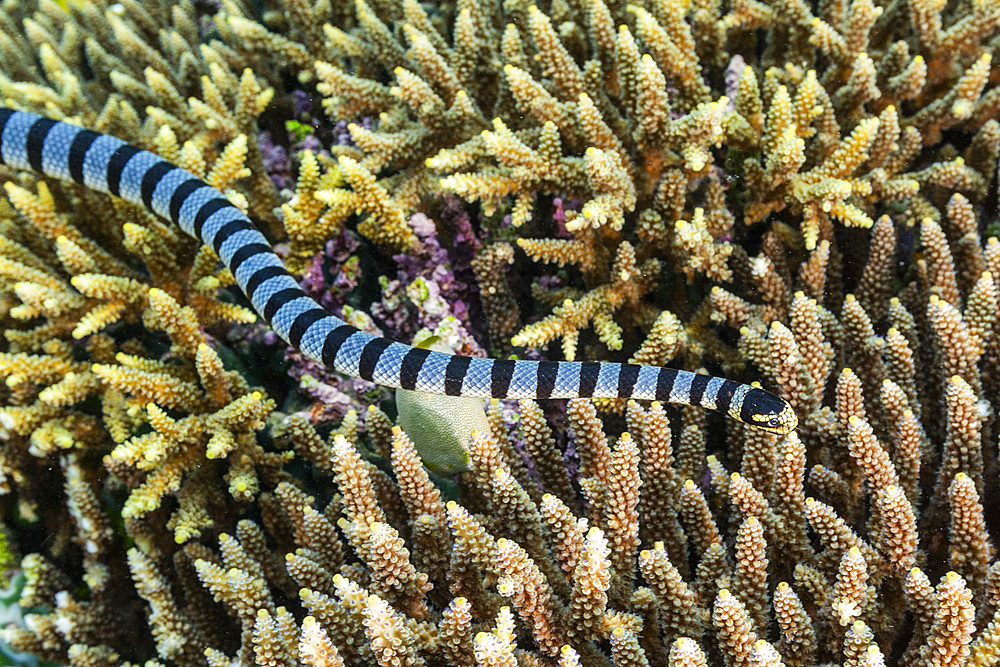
[742,389,798,434]
[758,401,798,434]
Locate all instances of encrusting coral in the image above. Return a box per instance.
[0,0,999,665]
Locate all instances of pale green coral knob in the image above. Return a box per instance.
[394,335,489,475]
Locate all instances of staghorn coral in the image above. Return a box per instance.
[6,287,1000,666]
[229,0,999,367]
[0,0,998,665]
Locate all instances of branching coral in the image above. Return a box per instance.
[0,0,998,665]
[211,0,1000,365]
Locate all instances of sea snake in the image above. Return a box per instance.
[0,108,798,434]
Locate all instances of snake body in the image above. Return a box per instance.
[0,108,797,434]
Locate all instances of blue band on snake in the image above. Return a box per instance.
[0,108,798,434]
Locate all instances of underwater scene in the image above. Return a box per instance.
[0,0,998,664]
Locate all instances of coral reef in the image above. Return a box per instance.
[0,0,998,665]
